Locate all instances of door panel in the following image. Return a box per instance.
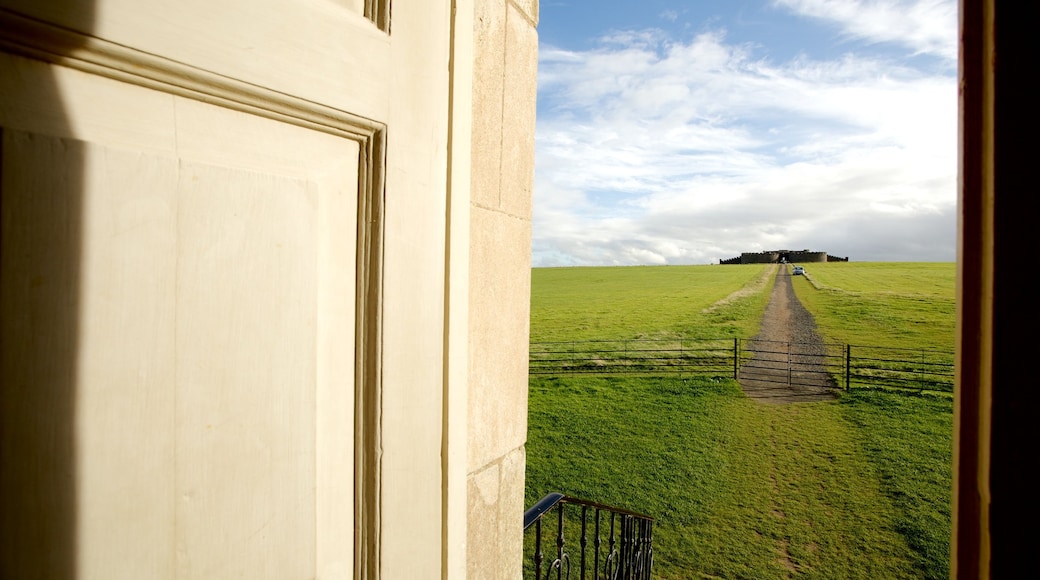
[1,49,361,578]
[0,0,390,121]
[2,0,455,575]
[174,163,319,578]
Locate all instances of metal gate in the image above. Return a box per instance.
[736,339,844,390]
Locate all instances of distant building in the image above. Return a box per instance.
[719,250,848,265]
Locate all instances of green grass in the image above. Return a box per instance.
[531,264,774,342]
[790,262,955,351]
[526,262,955,578]
[837,389,953,575]
[526,377,952,579]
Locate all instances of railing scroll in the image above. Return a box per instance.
[523,493,654,580]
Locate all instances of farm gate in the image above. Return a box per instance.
[529,338,954,393]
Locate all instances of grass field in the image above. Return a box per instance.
[530,264,774,342]
[791,262,955,351]
[526,263,955,579]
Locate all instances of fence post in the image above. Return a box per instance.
[733,338,738,379]
[787,341,792,386]
[845,344,851,390]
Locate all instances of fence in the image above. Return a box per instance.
[523,492,654,580]
[845,344,955,393]
[530,338,954,394]
[529,338,737,378]
[736,338,844,391]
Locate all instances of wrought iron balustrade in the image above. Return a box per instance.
[523,492,653,580]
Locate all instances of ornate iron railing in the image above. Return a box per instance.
[523,492,653,580]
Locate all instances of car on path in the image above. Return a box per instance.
[792,266,805,275]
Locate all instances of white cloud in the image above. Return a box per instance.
[772,0,957,62]
[533,23,956,266]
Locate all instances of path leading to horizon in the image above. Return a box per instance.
[738,265,838,404]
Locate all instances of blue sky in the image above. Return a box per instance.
[532,0,958,266]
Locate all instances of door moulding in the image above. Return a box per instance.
[0,7,386,575]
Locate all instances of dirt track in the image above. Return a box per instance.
[738,265,838,404]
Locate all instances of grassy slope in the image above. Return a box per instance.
[531,264,773,342]
[790,262,955,351]
[526,263,954,579]
[526,377,951,579]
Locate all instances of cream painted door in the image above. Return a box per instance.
[0,1,452,578]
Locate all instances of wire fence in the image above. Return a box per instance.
[530,338,954,394]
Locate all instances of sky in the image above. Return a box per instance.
[531,0,958,266]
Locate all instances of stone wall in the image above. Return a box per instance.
[726,250,838,264]
[740,251,782,264]
[786,251,829,263]
[467,1,538,577]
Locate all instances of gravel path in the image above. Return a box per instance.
[738,265,838,404]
